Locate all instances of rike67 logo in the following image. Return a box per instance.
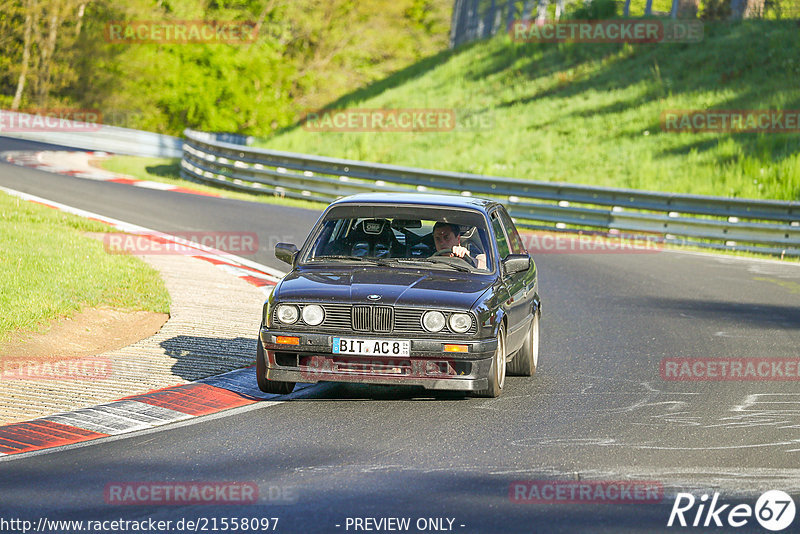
[668,490,796,531]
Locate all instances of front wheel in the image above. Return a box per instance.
[256,338,295,395]
[507,311,539,377]
[474,327,506,398]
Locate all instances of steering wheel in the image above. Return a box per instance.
[432,249,453,256]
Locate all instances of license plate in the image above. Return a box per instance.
[332,337,410,357]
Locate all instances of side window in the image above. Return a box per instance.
[498,208,527,255]
[309,220,336,257]
[490,211,510,260]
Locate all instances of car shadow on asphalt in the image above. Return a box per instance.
[159,334,257,382]
[287,381,470,402]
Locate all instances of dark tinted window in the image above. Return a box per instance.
[498,208,527,255]
[301,205,493,272]
[491,211,510,259]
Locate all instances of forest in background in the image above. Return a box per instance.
[0,0,450,136]
[0,0,796,137]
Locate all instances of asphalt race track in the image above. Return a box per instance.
[1,136,799,533]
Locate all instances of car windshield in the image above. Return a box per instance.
[300,204,493,273]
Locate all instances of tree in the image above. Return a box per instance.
[7,0,86,109]
[11,0,36,109]
[730,0,764,18]
[554,0,564,18]
[537,0,547,21]
[2,0,452,136]
[671,0,699,18]
[35,0,62,105]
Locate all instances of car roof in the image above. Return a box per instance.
[329,192,501,214]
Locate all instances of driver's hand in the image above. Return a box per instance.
[451,245,470,258]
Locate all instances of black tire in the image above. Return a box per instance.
[507,311,540,377]
[256,338,295,395]
[473,327,506,398]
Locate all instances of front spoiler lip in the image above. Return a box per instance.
[260,329,495,391]
[265,367,488,391]
[259,329,497,359]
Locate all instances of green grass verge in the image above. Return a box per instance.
[98,156,327,211]
[254,19,800,202]
[0,192,170,342]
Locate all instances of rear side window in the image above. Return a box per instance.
[491,211,510,259]
[498,208,527,255]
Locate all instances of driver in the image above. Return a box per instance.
[432,221,486,270]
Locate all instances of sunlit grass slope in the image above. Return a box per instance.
[0,192,170,341]
[258,20,800,201]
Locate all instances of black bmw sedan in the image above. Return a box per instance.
[257,193,541,397]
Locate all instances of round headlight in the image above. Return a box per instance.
[276,304,299,324]
[422,311,445,332]
[449,313,472,333]
[302,304,324,326]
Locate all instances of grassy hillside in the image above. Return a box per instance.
[0,192,170,341]
[257,20,800,201]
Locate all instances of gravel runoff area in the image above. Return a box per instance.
[0,252,267,425]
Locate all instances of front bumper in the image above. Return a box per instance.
[259,329,497,391]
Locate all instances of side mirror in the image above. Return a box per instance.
[275,242,299,266]
[502,254,530,275]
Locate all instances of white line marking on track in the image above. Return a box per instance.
[134,181,177,190]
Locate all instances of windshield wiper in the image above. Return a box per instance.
[309,255,364,261]
[394,258,472,273]
[310,255,470,272]
[309,255,393,266]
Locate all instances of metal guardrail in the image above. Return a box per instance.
[4,111,795,256]
[0,110,182,158]
[182,129,800,257]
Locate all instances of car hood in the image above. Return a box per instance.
[276,266,494,309]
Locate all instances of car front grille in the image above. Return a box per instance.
[372,306,393,333]
[350,305,393,333]
[352,305,371,332]
[273,303,477,336]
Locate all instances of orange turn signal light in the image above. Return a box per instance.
[443,344,468,353]
[275,336,300,345]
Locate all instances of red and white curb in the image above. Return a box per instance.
[1,150,219,197]
[0,186,291,458]
[0,367,299,457]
